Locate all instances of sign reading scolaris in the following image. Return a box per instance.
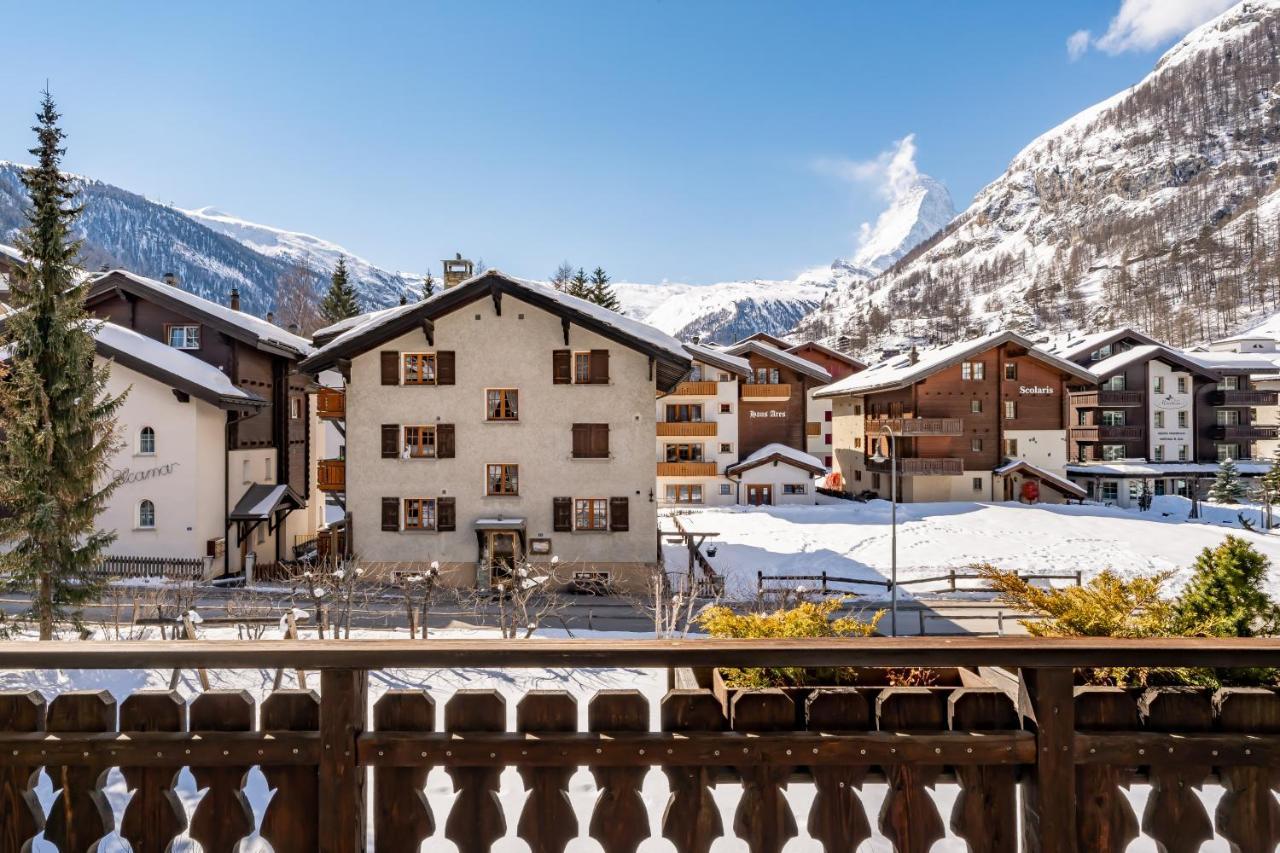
[748,410,788,419]
[1018,385,1055,396]
[115,462,180,485]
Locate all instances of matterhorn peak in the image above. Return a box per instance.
[847,136,955,275]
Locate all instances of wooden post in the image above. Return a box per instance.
[260,690,321,853]
[0,692,45,849]
[949,568,957,592]
[1074,687,1139,850]
[1019,667,1077,853]
[319,668,368,853]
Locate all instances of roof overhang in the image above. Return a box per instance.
[993,460,1087,499]
[94,338,267,411]
[726,452,827,478]
[724,340,833,382]
[788,341,867,370]
[230,484,306,521]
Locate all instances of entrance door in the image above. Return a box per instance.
[746,485,772,506]
[487,531,520,585]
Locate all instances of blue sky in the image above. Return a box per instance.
[0,1,1228,283]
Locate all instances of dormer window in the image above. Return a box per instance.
[166,325,200,350]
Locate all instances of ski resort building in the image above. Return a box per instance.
[82,270,322,575]
[298,269,691,590]
[818,331,1094,504]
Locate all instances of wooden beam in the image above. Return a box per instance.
[0,731,319,765]
[319,668,367,852]
[489,281,502,316]
[171,389,190,403]
[1020,667,1076,853]
[562,316,571,346]
[421,319,434,347]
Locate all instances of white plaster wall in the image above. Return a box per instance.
[1148,362,1194,461]
[733,462,818,505]
[656,359,740,507]
[829,394,865,490]
[806,393,832,462]
[1003,429,1068,472]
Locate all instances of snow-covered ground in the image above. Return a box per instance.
[664,496,1280,599]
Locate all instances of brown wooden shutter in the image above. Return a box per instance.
[552,349,571,384]
[380,351,400,385]
[436,424,455,458]
[593,424,610,458]
[571,424,587,458]
[381,497,399,531]
[609,497,629,532]
[437,497,456,531]
[552,497,572,532]
[436,351,455,385]
[381,424,400,458]
[589,349,609,384]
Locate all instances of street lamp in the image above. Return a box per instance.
[869,424,900,637]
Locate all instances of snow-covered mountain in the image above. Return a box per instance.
[796,0,1280,356]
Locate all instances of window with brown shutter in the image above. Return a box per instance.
[609,497,629,532]
[552,497,572,531]
[437,497,456,531]
[437,351,456,385]
[589,349,609,384]
[572,423,609,458]
[436,424,455,458]
[381,425,400,458]
[381,497,399,531]
[552,349,571,384]
[575,498,608,531]
[380,351,400,385]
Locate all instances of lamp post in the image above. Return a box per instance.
[869,425,900,637]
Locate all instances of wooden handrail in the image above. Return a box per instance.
[3,636,1279,668]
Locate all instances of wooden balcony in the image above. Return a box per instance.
[741,383,791,401]
[1070,390,1143,407]
[667,380,719,397]
[871,417,965,436]
[867,456,964,476]
[658,421,717,437]
[657,461,717,477]
[1213,389,1279,406]
[1070,425,1145,441]
[317,457,345,491]
[315,387,345,419]
[1213,424,1279,440]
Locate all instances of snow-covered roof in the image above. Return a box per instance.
[90,270,315,359]
[0,244,24,267]
[1090,344,1221,379]
[787,340,866,370]
[815,330,1096,398]
[993,459,1087,498]
[1183,350,1280,374]
[230,483,305,520]
[723,340,832,382]
[301,270,693,390]
[312,305,399,345]
[684,341,750,376]
[1066,461,1273,477]
[93,320,266,409]
[1046,327,1161,362]
[726,443,827,476]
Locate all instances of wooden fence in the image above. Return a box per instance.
[92,555,206,579]
[0,637,1278,852]
[758,568,1085,595]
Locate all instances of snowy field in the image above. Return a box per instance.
[663,496,1280,599]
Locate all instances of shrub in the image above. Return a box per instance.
[1174,535,1280,637]
[698,597,883,688]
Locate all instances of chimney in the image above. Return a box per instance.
[441,253,475,289]
[266,311,275,325]
[399,293,408,306]
[229,286,241,312]
[908,345,919,366]
[162,272,178,287]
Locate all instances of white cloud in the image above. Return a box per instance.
[812,135,924,248]
[1070,0,1237,57]
[1066,29,1092,61]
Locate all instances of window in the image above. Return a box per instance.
[1216,444,1238,462]
[754,367,780,384]
[720,403,732,414]
[257,523,266,544]
[1217,409,1240,426]
[575,498,608,530]
[1177,377,1188,394]
[1004,362,1017,381]
[872,473,881,489]
[1090,345,1113,362]
[972,477,983,492]
[1177,411,1188,428]
[1002,438,1018,458]
[1004,400,1016,419]
[1153,411,1164,428]
[1153,377,1164,394]
[264,458,273,482]
[1220,375,1240,391]
[719,443,733,454]
[1103,410,1126,427]
[1103,375,1126,391]
[782,484,806,495]
[1102,444,1125,461]
[720,484,732,496]
[971,399,982,414]
[718,373,731,382]
[290,397,303,419]
[825,434,832,445]
[1101,482,1119,502]
[166,325,200,350]
[1153,445,1164,462]
[962,361,985,380]
[138,426,155,455]
[689,365,703,381]
[854,404,863,416]
[665,443,704,462]
[572,423,610,458]
[404,498,437,531]
[403,353,436,385]
[137,500,156,529]
[486,464,519,495]
[404,426,436,458]
[665,484,703,504]
[854,437,862,449]
[971,438,983,452]
[1179,445,1189,461]
[1078,410,1089,425]
[486,388,519,421]
[665,404,703,423]
[1129,481,1142,500]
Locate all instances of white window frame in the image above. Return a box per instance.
[137,499,156,530]
[167,325,200,350]
[137,426,156,456]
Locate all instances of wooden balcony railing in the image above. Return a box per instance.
[657,460,717,477]
[658,421,717,437]
[1213,389,1279,406]
[871,417,965,436]
[741,383,791,401]
[1213,424,1279,440]
[867,456,965,476]
[316,387,346,419]
[667,380,719,397]
[1070,425,1145,441]
[1070,389,1143,407]
[317,457,346,491]
[2,639,1280,852]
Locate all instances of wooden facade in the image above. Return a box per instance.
[737,352,822,458]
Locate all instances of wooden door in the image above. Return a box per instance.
[487,531,519,585]
[746,485,772,506]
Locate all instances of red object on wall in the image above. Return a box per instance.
[1021,480,1040,503]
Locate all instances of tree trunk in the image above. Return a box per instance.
[37,572,54,640]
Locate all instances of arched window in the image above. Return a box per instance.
[138,500,156,529]
[138,426,156,455]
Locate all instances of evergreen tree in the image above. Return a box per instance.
[423,271,436,300]
[319,256,360,324]
[567,267,591,300]
[549,261,574,293]
[1208,457,1247,503]
[0,92,125,639]
[1175,536,1280,637]
[588,266,620,311]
